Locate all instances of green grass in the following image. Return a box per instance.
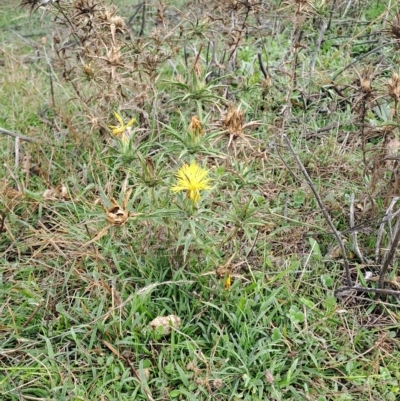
[1,0,400,400]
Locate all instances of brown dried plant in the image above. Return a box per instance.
[221,104,260,156]
[386,72,400,103]
[188,115,203,137]
[85,188,142,247]
[388,11,400,44]
[20,0,174,142]
[293,0,313,15]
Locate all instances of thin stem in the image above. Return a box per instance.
[0,126,36,142]
[378,214,400,289]
[336,285,400,297]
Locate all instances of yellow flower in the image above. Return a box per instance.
[171,161,211,203]
[224,274,231,290]
[108,111,135,138]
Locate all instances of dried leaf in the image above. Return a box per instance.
[43,189,59,201]
[43,184,70,201]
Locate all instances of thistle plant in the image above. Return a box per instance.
[108,111,135,152]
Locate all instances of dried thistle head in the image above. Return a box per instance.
[105,45,123,66]
[261,75,273,95]
[293,0,313,14]
[389,12,400,41]
[386,72,400,101]
[104,189,133,225]
[72,0,100,20]
[223,104,245,137]
[105,198,129,225]
[100,6,118,24]
[359,67,372,94]
[193,62,202,79]
[20,0,49,13]
[356,67,373,94]
[82,63,95,81]
[188,115,203,136]
[212,379,224,390]
[221,104,261,155]
[110,16,125,30]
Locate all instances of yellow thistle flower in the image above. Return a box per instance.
[171,161,211,203]
[224,274,231,290]
[108,111,135,138]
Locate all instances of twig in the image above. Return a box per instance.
[3,163,22,192]
[378,214,400,289]
[139,1,146,36]
[273,142,303,183]
[246,229,259,258]
[0,126,37,143]
[124,356,155,401]
[327,0,336,31]
[127,2,144,27]
[14,137,20,170]
[342,0,353,18]
[375,197,399,262]
[310,19,327,79]
[0,212,6,233]
[349,193,367,263]
[22,302,44,328]
[283,134,353,286]
[332,41,392,80]
[48,64,55,109]
[335,285,400,297]
[193,44,203,71]
[257,52,268,79]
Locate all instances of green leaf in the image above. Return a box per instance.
[309,237,322,261]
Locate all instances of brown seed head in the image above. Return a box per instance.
[106,46,123,66]
[110,16,125,29]
[83,63,95,80]
[223,105,245,137]
[106,199,129,225]
[390,12,400,41]
[73,0,97,14]
[212,378,223,390]
[265,369,275,385]
[194,63,202,79]
[387,72,400,101]
[359,68,372,93]
[189,115,203,136]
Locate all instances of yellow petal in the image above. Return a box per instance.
[111,126,125,136]
[113,111,124,126]
[126,118,136,127]
[224,274,231,290]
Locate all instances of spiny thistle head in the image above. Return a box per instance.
[108,111,135,145]
[188,115,203,137]
[390,12,400,42]
[223,105,244,136]
[387,72,400,101]
[359,67,372,94]
[171,161,211,203]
